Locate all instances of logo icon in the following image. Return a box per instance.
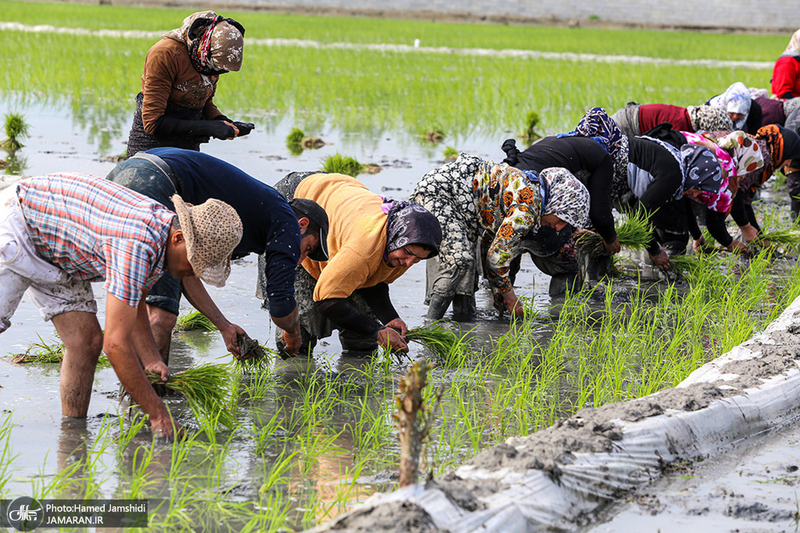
[7,497,44,531]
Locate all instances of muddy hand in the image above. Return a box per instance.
[281,329,302,357]
[377,327,408,352]
[649,249,671,271]
[152,416,183,443]
[145,361,169,382]
[604,237,621,255]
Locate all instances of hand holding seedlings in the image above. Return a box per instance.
[378,326,409,352]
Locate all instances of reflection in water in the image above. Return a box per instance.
[2,149,27,175]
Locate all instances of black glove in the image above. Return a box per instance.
[501,138,520,166]
[200,120,237,139]
[154,115,236,139]
[232,121,255,136]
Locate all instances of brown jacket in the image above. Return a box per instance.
[139,38,222,134]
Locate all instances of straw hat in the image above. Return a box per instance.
[171,195,243,287]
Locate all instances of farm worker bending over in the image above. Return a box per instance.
[559,107,725,270]
[501,136,620,283]
[611,103,733,139]
[412,154,590,320]
[0,174,242,440]
[126,10,254,158]
[106,147,329,362]
[262,172,442,355]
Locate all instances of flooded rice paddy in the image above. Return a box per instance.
[0,96,799,531]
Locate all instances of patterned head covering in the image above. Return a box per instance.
[709,82,752,130]
[686,105,734,132]
[164,11,244,75]
[385,200,442,258]
[681,144,722,194]
[714,131,764,176]
[557,107,630,186]
[754,125,785,184]
[540,167,590,229]
[781,28,800,59]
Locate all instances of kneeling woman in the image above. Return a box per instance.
[412,155,590,320]
[263,172,441,355]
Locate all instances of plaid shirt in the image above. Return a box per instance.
[16,173,175,307]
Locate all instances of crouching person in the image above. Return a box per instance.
[0,174,242,439]
[412,154,590,320]
[261,172,442,356]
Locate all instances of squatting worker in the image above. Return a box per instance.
[0,174,242,440]
[106,147,329,361]
[126,10,254,158]
[412,154,590,320]
[261,172,442,355]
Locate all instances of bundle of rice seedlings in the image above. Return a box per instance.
[232,333,273,373]
[148,364,237,429]
[576,209,652,255]
[285,128,304,145]
[666,254,705,279]
[751,227,800,249]
[321,153,362,177]
[175,310,217,332]
[405,322,468,360]
[11,333,64,364]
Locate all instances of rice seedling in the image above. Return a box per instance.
[320,153,363,176]
[443,146,458,160]
[751,227,800,250]
[520,110,543,143]
[2,113,29,150]
[174,310,218,332]
[10,333,64,364]
[286,127,304,145]
[575,209,653,256]
[147,364,238,430]
[405,322,472,362]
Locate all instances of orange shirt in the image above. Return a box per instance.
[295,174,409,301]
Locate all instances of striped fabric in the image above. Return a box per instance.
[16,172,175,307]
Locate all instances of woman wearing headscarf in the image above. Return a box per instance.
[412,154,590,320]
[560,108,723,270]
[679,130,763,253]
[263,172,442,355]
[706,82,762,134]
[611,102,733,139]
[772,29,800,100]
[705,125,800,233]
[126,11,254,158]
[500,136,619,283]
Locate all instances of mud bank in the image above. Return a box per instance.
[305,295,800,532]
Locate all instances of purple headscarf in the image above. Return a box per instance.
[384,200,442,257]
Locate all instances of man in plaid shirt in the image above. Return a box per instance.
[0,173,242,440]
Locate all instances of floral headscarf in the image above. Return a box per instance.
[385,200,442,257]
[557,107,630,186]
[754,125,785,185]
[781,29,800,59]
[714,131,764,176]
[709,82,751,130]
[164,11,245,75]
[687,105,734,132]
[540,168,590,229]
